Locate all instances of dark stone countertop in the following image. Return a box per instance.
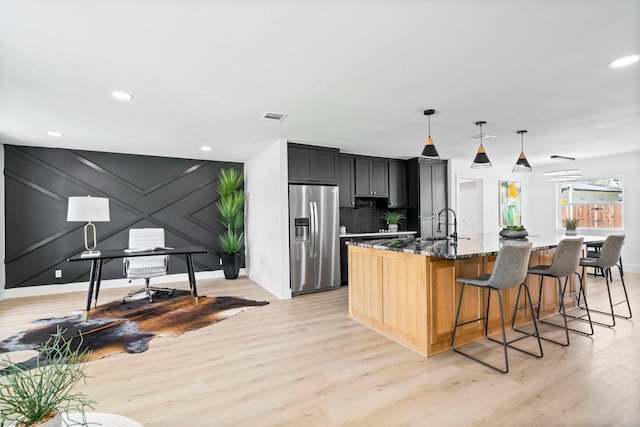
[340,231,418,238]
[346,234,604,260]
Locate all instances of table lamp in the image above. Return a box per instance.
[67,196,110,256]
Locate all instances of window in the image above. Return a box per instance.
[558,177,623,229]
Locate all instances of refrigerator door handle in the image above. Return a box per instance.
[313,201,320,258]
[309,202,317,257]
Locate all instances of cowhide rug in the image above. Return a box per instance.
[0,290,268,370]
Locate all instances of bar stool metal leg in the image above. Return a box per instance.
[452,282,543,374]
[579,264,632,327]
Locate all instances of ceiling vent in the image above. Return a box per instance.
[260,112,288,122]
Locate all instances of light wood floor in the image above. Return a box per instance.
[1,273,639,427]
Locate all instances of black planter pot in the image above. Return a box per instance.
[221,253,240,280]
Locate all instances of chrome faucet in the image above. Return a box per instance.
[437,208,458,241]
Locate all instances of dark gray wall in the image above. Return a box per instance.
[4,145,243,289]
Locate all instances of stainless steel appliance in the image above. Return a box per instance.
[289,184,340,295]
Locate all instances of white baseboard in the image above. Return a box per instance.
[247,270,291,300]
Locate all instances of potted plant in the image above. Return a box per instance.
[0,327,94,427]
[215,168,244,280]
[563,217,580,236]
[382,211,405,233]
[499,224,529,239]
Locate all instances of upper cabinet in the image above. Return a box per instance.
[388,160,408,208]
[288,143,339,185]
[338,155,356,207]
[354,158,388,197]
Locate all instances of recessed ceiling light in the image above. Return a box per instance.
[608,54,639,68]
[111,91,134,100]
[47,131,64,137]
[201,146,211,152]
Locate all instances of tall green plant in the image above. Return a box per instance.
[216,168,244,254]
[0,327,94,426]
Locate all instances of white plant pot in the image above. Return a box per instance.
[388,224,398,232]
[12,412,62,427]
[565,229,578,236]
[40,412,63,427]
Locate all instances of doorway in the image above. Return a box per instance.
[457,178,484,235]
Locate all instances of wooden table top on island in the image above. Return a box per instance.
[347,234,602,357]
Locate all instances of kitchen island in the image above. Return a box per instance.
[347,234,600,357]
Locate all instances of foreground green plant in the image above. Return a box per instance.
[0,327,94,426]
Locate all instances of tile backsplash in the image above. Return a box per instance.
[339,198,407,233]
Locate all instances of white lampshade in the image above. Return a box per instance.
[67,196,110,222]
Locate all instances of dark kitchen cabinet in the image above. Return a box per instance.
[388,160,407,208]
[354,158,388,197]
[338,155,356,207]
[407,159,448,238]
[288,143,339,185]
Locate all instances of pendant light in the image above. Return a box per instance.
[421,109,440,159]
[512,130,532,173]
[471,121,491,168]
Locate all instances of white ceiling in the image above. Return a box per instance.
[1,0,638,168]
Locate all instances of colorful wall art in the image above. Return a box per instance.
[499,181,522,226]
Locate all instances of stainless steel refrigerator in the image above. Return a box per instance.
[289,184,340,295]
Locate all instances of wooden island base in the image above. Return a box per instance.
[348,245,583,357]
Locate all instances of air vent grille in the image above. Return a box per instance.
[260,112,288,122]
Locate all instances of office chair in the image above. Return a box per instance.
[451,241,543,374]
[123,228,172,303]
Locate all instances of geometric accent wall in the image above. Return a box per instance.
[4,145,243,289]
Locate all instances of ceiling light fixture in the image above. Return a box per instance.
[201,146,211,152]
[608,54,639,68]
[471,121,491,169]
[548,175,582,182]
[542,155,581,177]
[542,169,581,176]
[512,130,532,173]
[47,131,64,137]
[421,109,440,159]
[111,91,134,101]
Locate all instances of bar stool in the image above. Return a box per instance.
[451,241,542,374]
[585,241,606,278]
[579,234,630,327]
[518,238,593,346]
